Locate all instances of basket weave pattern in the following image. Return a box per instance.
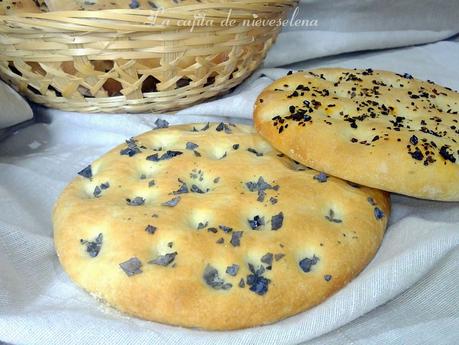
[0,1,296,113]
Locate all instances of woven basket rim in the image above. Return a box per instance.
[0,1,297,113]
[0,1,298,33]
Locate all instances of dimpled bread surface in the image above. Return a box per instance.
[53,122,390,330]
[254,68,459,201]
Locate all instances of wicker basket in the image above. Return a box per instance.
[0,1,297,113]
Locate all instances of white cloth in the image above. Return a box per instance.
[1,1,459,344]
[0,80,33,130]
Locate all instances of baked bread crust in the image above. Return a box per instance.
[0,0,217,13]
[254,68,459,201]
[0,0,47,14]
[53,123,390,330]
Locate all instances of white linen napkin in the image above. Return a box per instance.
[0,80,33,129]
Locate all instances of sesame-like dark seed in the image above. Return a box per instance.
[149,252,177,266]
[439,145,456,163]
[249,215,265,230]
[161,196,181,207]
[313,172,328,183]
[119,257,143,276]
[274,253,285,261]
[374,207,385,220]
[226,264,239,276]
[78,165,92,179]
[80,233,103,258]
[203,265,232,290]
[239,278,246,288]
[230,231,243,247]
[271,212,284,230]
[410,148,424,161]
[299,255,319,273]
[126,197,145,206]
[145,225,157,234]
[261,253,273,266]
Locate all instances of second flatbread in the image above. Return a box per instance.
[254,68,459,201]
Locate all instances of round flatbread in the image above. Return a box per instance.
[254,68,459,201]
[53,122,390,330]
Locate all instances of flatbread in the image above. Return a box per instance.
[53,122,390,330]
[254,68,459,201]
